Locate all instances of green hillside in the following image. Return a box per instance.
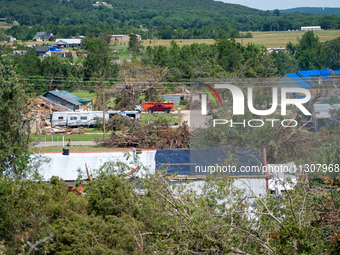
[1,0,340,36]
[281,7,340,15]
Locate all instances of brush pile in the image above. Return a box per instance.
[95,116,190,149]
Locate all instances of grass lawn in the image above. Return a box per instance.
[31,145,132,153]
[71,90,97,101]
[31,133,111,143]
[175,104,186,109]
[142,30,340,48]
[140,113,182,125]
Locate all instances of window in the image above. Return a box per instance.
[58,117,63,120]
[93,117,98,120]
[70,116,77,120]
[80,116,87,120]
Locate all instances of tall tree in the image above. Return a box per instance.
[0,62,31,179]
[84,38,118,79]
[296,31,325,70]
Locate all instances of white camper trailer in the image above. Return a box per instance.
[51,111,109,127]
[51,110,140,127]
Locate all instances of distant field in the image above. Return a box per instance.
[4,40,53,46]
[142,30,340,48]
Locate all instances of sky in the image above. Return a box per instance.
[219,0,340,11]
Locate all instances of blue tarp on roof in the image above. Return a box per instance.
[155,148,265,177]
[297,69,333,79]
[58,91,91,104]
[47,46,61,52]
[334,70,340,74]
[330,115,340,121]
[286,73,312,88]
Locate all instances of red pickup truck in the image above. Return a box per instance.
[146,104,172,113]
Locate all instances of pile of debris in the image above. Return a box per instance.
[95,116,190,149]
[27,96,77,134]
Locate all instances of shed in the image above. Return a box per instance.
[163,94,181,105]
[312,103,340,131]
[42,90,82,111]
[111,34,142,43]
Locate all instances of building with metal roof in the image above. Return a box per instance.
[58,91,91,105]
[36,148,269,197]
[54,39,82,48]
[312,103,340,131]
[280,70,340,101]
[37,96,70,112]
[43,90,82,111]
[301,26,321,31]
[42,90,92,111]
[37,150,157,184]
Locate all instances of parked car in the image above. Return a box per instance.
[146,104,172,113]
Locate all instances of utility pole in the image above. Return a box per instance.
[103,88,106,140]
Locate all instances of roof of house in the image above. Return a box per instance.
[58,91,91,104]
[55,39,82,44]
[313,103,340,119]
[284,69,340,88]
[286,73,312,88]
[34,46,50,52]
[33,32,53,39]
[36,150,157,181]
[43,91,82,106]
[37,96,70,112]
[155,148,266,177]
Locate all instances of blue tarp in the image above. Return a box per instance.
[155,148,265,177]
[286,73,312,88]
[47,46,61,52]
[330,115,340,121]
[297,69,333,79]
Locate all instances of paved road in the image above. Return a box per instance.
[33,141,97,147]
[181,110,191,126]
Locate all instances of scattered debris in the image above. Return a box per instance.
[27,97,85,134]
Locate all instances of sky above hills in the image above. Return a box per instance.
[220,0,340,10]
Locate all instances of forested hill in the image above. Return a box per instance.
[1,0,340,32]
[108,0,263,14]
[280,7,340,15]
[0,0,265,26]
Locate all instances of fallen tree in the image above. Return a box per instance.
[95,116,190,149]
